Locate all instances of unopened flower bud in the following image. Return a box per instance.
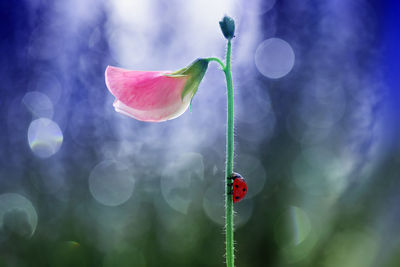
[219,15,235,40]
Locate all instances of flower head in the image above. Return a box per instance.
[219,15,235,40]
[105,59,209,122]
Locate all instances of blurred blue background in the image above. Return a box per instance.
[0,0,399,266]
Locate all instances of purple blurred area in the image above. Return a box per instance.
[0,0,399,266]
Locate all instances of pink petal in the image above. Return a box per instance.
[105,66,190,122]
[113,99,191,122]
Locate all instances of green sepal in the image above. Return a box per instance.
[165,58,209,101]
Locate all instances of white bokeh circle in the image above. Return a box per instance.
[89,160,135,206]
[27,118,63,158]
[255,38,295,79]
[0,193,38,238]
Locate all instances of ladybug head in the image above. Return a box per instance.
[231,172,242,180]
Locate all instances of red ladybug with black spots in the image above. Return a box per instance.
[228,172,247,203]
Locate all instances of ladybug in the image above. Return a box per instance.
[228,172,247,203]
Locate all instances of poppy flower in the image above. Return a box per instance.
[105,59,209,122]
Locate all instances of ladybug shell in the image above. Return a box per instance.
[232,174,247,203]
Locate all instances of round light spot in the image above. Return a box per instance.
[161,152,204,214]
[27,118,63,158]
[274,206,311,248]
[22,91,54,119]
[275,206,318,263]
[0,193,38,238]
[255,38,295,79]
[89,160,134,206]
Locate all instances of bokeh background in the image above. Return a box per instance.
[0,0,399,266]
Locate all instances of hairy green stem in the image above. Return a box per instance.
[206,57,226,70]
[224,40,234,267]
[206,40,235,267]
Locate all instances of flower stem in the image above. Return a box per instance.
[224,39,234,267]
[206,41,235,267]
[206,57,226,71]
